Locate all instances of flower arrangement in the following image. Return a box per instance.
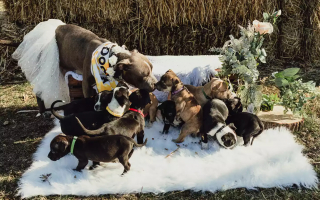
[272,68,317,115]
[212,10,281,113]
[260,93,280,112]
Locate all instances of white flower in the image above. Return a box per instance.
[106,67,115,77]
[276,10,281,17]
[111,45,131,56]
[253,20,273,34]
[108,55,118,66]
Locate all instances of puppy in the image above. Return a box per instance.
[48,134,147,174]
[155,69,202,143]
[51,86,130,136]
[201,99,237,149]
[225,112,264,146]
[222,96,243,117]
[143,93,159,127]
[157,100,176,134]
[184,78,232,107]
[76,89,151,143]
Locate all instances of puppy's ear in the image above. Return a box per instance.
[116,80,128,89]
[114,59,131,71]
[228,123,237,131]
[166,69,173,73]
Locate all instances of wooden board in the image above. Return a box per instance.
[257,106,304,132]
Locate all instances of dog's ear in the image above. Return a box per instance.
[116,80,128,89]
[166,69,173,73]
[228,123,237,131]
[214,81,228,92]
[114,59,131,71]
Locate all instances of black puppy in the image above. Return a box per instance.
[201,99,237,149]
[226,112,264,146]
[48,134,147,174]
[157,100,176,134]
[47,91,111,116]
[51,86,130,136]
[222,96,243,117]
[47,81,129,115]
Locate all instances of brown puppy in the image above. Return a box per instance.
[155,70,202,143]
[143,93,159,126]
[48,134,147,174]
[184,78,232,107]
[55,24,157,97]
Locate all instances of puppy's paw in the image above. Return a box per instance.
[89,165,99,170]
[145,122,153,128]
[172,139,183,143]
[73,168,82,172]
[201,142,209,150]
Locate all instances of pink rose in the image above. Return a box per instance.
[253,20,274,34]
[276,10,281,17]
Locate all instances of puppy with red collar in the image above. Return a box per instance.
[155,70,202,143]
[201,99,237,149]
[76,89,150,142]
[48,134,147,174]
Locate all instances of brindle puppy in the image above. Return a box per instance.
[155,70,202,143]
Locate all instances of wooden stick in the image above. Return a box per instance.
[0,39,21,47]
[165,147,180,158]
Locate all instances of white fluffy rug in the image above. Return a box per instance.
[18,120,318,198]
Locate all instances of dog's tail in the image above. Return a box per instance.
[51,100,65,120]
[130,138,148,147]
[251,118,264,145]
[75,117,105,135]
[12,19,70,108]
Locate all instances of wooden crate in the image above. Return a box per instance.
[37,75,85,113]
[68,75,84,101]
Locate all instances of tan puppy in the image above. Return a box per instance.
[143,93,159,126]
[155,70,202,143]
[184,78,232,107]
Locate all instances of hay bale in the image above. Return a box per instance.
[3,0,132,24]
[280,0,304,60]
[304,0,320,64]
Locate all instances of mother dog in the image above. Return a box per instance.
[12,19,157,107]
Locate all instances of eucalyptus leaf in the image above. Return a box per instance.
[259,55,266,63]
[263,13,269,20]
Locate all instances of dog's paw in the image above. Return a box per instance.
[73,168,82,172]
[172,139,182,143]
[145,122,153,128]
[89,165,98,170]
[201,142,209,150]
[42,111,52,119]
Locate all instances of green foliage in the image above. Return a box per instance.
[272,68,317,115]
[260,93,280,111]
[263,10,281,24]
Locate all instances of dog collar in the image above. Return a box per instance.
[215,125,226,134]
[70,136,78,155]
[106,106,123,117]
[171,87,184,95]
[202,88,211,100]
[129,108,145,117]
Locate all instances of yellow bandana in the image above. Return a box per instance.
[91,42,118,93]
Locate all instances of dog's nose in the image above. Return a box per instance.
[94,105,100,111]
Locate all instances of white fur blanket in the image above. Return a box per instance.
[18,120,318,198]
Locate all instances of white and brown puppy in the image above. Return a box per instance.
[201,99,237,150]
[155,70,202,143]
[184,78,232,107]
[55,24,157,97]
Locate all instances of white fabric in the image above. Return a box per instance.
[147,55,222,102]
[12,19,69,108]
[18,121,318,198]
[64,71,83,83]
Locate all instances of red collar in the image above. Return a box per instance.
[128,108,145,117]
